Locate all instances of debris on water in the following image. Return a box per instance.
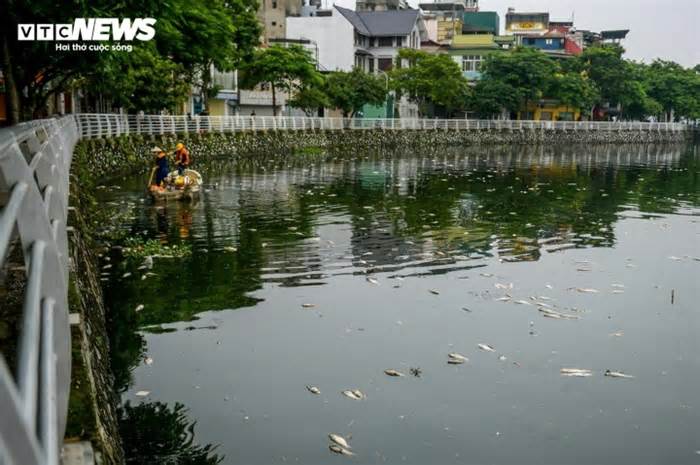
[342,390,364,400]
[604,370,634,379]
[135,390,150,397]
[144,357,153,365]
[494,283,513,290]
[478,343,495,352]
[329,434,351,449]
[498,355,507,361]
[671,289,675,305]
[409,367,422,377]
[560,368,593,377]
[306,385,321,395]
[384,369,405,377]
[429,289,440,295]
[301,303,315,308]
[462,307,472,312]
[576,288,600,294]
[329,444,354,456]
[135,304,145,312]
[366,276,379,285]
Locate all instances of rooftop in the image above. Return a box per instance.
[336,5,420,37]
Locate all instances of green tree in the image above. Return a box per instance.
[240,45,322,116]
[390,49,470,117]
[551,71,600,117]
[644,60,700,121]
[469,79,520,118]
[480,48,559,117]
[288,81,330,116]
[0,0,261,122]
[324,68,387,117]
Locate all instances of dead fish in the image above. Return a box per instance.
[447,358,465,365]
[604,370,634,379]
[513,300,531,306]
[429,289,440,295]
[576,288,600,294]
[122,272,132,278]
[494,283,513,290]
[137,265,147,271]
[448,353,468,362]
[351,389,365,399]
[135,304,145,312]
[366,277,379,285]
[560,368,592,377]
[609,331,624,337]
[301,303,315,308]
[478,343,495,352]
[329,444,354,456]
[496,296,512,302]
[224,246,238,252]
[498,355,507,361]
[102,264,112,270]
[144,357,153,365]
[306,385,321,395]
[134,390,150,397]
[143,256,153,269]
[342,390,363,400]
[141,275,147,281]
[329,434,351,449]
[384,369,405,377]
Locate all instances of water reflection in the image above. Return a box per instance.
[100,144,699,464]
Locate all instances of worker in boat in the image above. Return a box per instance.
[152,146,170,187]
[174,142,191,175]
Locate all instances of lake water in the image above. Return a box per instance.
[100,144,700,465]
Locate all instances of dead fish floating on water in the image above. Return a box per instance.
[342,390,364,400]
[135,304,145,312]
[329,434,351,449]
[478,343,495,352]
[301,303,315,308]
[447,353,468,364]
[384,369,405,377]
[306,385,321,395]
[366,277,379,285]
[429,289,440,295]
[560,368,593,377]
[576,288,600,294]
[604,370,634,379]
[329,444,354,456]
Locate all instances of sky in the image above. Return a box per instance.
[331,0,700,67]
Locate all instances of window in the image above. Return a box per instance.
[271,21,276,26]
[378,37,393,47]
[369,58,375,72]
[378,58,392,71]
[545,39,553,45]
[272,1,277,7]
[462,55,483,72]
[540,111,553,121]
[558,112,574,121]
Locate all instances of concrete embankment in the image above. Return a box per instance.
[77,128,691,178]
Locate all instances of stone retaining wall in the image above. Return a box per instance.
[75,128,692,180]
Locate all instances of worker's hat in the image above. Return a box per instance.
[175,143,184,150]
[151,146,163,153]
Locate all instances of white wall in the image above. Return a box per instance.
[286,11,355,72]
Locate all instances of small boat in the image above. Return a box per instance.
[149,169,203,201]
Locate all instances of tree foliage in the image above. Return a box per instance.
[324,68,387,117]
[391,49,470,117]
[0,0,261,122]
[288,82,330,116]
[240,45,322,116]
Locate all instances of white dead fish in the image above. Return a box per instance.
[329,434,351,449]
[351,389,365,399]
[513,300,531,306]
[143,256,153,269]
[329,444,354,456]
[306,385,321,395]
[609,331,624,337]
[576,288,600,294]
[498,355,507,361]
[560,368,592,377]
[478,343,496,352]
[135,390,150,397]
[604,370,634,379]
[122,272,132,278]
[448,353,468,362]
[102,264,112,270]
[144,357,153,365]
[384,369,405,377]
[301,303,315,308]
[224,246,238,252]
[366,277,379,285]
[137,265,147,271]
[341,390,363,400]
[135,304,145,312]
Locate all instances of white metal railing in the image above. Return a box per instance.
[75,113,691,138]
[0,116,77,465]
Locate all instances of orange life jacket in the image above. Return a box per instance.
[175,148,190,165]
